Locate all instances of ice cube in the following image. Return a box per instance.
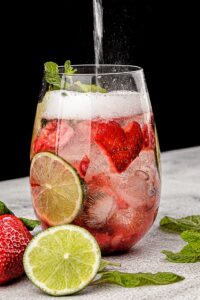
[85,143,110,179]
[77,174,117,229]
[59,120,91,163]
[77,192,117,230]
[109,204,157,240]
[109,207,138,232]
[85,193,117,229]
[109,150,160,210]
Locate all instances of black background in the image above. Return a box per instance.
[0,1,199,181]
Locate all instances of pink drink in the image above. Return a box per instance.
[31,89,161,254]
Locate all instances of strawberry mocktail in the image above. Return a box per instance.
[30,65,161,254]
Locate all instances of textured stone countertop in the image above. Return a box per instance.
[0,147,200,300]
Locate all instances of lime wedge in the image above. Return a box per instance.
[23,225,101,295]
[30,152,84,226]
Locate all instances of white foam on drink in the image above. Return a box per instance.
[42,90,150,120]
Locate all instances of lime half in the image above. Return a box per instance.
[30,152,84,226]
[23,225,101,295]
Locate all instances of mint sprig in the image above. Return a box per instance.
[162,230,200,263]
[44,60,107,92]
[0,200,40,231]
[44,61,61,89]
[160,215,200,233]
[93,271,184,287]
[64,60,77,74]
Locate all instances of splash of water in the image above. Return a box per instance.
[93,0,103,67]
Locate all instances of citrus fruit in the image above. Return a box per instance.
[23,225,101,295]
[30,152,84,226]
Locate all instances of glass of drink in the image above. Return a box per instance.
[30,64,161,254]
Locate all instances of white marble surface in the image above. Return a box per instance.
[0,146,200,300]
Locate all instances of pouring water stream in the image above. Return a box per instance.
[93,0,103,76]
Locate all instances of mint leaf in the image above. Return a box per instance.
[162,231,200,263]
[160,215,200,233]
[99,260,121,272]
[162,249,200,263]
[44,61,59,74]
[0,200,14,215]
[64,60,77,74]
[44,61,61,89]
[20,217,40,231]
[92,271,184,287]
[181,230,200,244]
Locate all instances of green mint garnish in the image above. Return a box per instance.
[44,62,61,89]
[0,200,40,231]
[44,60,107,92]
[0,200,14,215]
[44,61,59,74]
[160,215,200,233]
[162,230,200,263]
[99,259,121,272]
[64,60,77,74]
[92,271,184,287]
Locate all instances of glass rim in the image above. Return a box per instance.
[45,64,143,76]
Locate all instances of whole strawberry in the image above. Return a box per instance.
[0,215,32,284]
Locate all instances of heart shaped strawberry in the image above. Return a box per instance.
[93,120,143,173]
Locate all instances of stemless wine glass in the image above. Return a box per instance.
[30,65,161,254]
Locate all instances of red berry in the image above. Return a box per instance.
[79,155,90,177]
[33,120,74,154]
[93,121,143,173]
[0,215,32,284]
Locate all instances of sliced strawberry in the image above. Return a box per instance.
[79,155,90,177]
[93,120,143,173]
[33,120,74,154]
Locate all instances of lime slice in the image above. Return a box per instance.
[30,152,84,226]
[23,225,101,295]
